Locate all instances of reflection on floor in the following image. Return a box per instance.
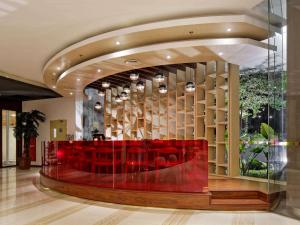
[0,167,299,225]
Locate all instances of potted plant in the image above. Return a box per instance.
[14,110,46,169]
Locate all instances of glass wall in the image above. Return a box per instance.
[1,110,17,167]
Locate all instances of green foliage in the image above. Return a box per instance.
[240,67,285,120]
[248,159,267,170]
[14,110,46,158]
[246,169,268,179]
[240,123,274,177]
[260,122,274,140]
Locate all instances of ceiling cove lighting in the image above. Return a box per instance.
[98,90,105,97]
[154,73,165,82]
[94,102,102,111]
[120,91,129,100]
[159,84,168,94]
[102,81,110,88]
[185,81,196,92]
[115,95,122,103]
[123,85,131,94]
[130,73,139,81]
[136,81,145,91]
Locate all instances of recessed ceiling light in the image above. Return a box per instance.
[70,92,73,95]
[124,59,140,65]
[226,28,232,32]
[76,78,81,82]
[97,68,102,73]
[116,41,120,45]
[52,85,56,89]
[57,66,61,70]
[218,52,224,56]
[52,72,56,76]
[166,55,171,59]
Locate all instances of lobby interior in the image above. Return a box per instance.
[1,0,300,224]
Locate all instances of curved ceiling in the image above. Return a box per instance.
[41,13,276,96]
[0,0,266,87]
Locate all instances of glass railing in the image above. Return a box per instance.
[41,140,208,193]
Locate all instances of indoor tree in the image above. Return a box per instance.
[14,110,46,169]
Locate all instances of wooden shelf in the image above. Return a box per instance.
[103,61,239,177]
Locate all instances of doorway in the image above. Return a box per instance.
[2,110,17,167]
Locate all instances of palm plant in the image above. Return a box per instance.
[14,110,46,161]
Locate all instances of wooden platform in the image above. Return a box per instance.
[40,173,280,211]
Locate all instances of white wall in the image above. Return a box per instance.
[22,97,76,165]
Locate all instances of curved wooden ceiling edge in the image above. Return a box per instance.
[43,14,278,71]
[42,14,279,97]
[51,38,273,97]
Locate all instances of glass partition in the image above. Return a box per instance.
[41,140,208,193]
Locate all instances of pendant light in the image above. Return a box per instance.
[154,73,165,82]
[130,73,139,81]
[102,81,110,88]
[120,91,129,100]
[98,90,105,97]
[159,84,167,94]
[115,95,122,103]
[123,85,130,94]
[185,81,195,92]
[185,68,195,92]
[136,81,145,91]
[94,102,102,111]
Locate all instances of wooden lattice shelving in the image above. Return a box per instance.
[103,61,240,176]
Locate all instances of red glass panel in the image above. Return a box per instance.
[42,140,208,193]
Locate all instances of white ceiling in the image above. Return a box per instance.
[0,0,264,85]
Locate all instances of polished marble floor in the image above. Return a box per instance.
[0,167,299,225]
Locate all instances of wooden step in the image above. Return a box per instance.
[210,198,270,210]
[211,191,262,200]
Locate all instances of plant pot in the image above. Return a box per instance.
[18,157,31,170]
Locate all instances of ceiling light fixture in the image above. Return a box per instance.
[115,95,123,103]
[116,41,120,45]
[52,85,56,89]
[94,102,102,111]
[154,73,165,82]
[123,85,131,93]
[136,81,145,91]
[98,90,105,97]
[70,92,73,95]
[159,84,168,94]
[130,73,139,81]
[57,66,61,70]
[185,68,195,93]
[185,81,196,92]
[166,55,171,59]
[102,81,110,88]
[97,68,102,73]
[226,28,232,32]
[120,91,129,100]
[76,78,81,81]
[218,52,224,56]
